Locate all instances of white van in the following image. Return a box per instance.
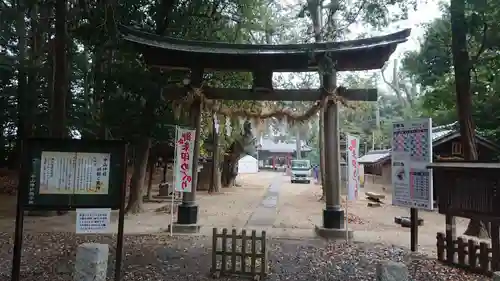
[290,159,312,184]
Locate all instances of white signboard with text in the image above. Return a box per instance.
[346,135,360,201]
[173,127,196,192]
[76,208,111,234]
[391,118,433,210]
[39,152,111,195]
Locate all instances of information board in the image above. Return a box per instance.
[39,152,111,195]
[20,138,127,210]
[76,208,111,234]
[391,118,434,210]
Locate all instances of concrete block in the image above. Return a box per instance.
[493,271,500,281]
[376,260,409,281]
[74,243,109,281]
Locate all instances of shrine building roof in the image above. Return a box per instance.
[118,25,411,72]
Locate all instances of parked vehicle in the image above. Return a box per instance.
[290,159,312,183]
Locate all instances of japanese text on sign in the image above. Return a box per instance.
[75,208,111,234]
[346,135,360,201]
[174,127,196,192]
[39,151,111,195]
[391,118,434,210]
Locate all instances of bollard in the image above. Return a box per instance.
[74,243,109,281]
[376,260,409,281]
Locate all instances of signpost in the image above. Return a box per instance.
[76,208,112,234]
[345,135,360,243]
[170,126,196,236]
[11,138,127,281]
[391,118,433,252]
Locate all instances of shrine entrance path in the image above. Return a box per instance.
[245,175,282,227]
[0,171,276,233]
[0,172,481,258]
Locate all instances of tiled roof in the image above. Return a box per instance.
[359,122,459,164]
[257,138,312,153]
[358,149,391,164]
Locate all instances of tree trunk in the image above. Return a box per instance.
[126,138,151,214]
[209,119,221,193]
[146,155,155,200]
[51,0,67,138]
[450,0,490,238]
[15,0,27,168]
[295,129,301,159]
[221,155,238,188]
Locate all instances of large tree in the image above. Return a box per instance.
[403,0,500,237]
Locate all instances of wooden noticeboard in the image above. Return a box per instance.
[19,138,127,210]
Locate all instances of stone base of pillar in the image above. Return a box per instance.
[74,243,109,281]
[177,204,199,224]
[314,225,353,240]
[322,208,344,229]
[168,223,201,234]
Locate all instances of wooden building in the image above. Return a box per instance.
[359,122,500,187]
[257,138,312,169]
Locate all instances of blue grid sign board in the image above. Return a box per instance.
[391,118,434,210]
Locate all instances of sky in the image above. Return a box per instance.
[386,0,443,59]
[275,0,445,90]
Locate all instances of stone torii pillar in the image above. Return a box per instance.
[170,70,203,234]
[315,71,371,239]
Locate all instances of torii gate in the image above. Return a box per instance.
[119,25,411,236]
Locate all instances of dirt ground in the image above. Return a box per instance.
[0,171,491,280]
[271,178,475,256]
[0,171,480,257]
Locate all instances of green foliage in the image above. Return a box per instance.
[402,0,500,142]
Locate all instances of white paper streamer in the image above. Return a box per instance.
[238,117,246,133]
[225,116,232,136]
[250,119,258,137]
[281,116,288,135]
[214,114,219,134]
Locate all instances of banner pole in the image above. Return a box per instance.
[345,137,349,243]
[346,197,349,243]
[170,125,179,237]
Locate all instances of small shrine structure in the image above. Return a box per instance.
[118,25,410,235]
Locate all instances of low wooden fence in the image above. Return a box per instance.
[437,232,495,276]
[211,228,268,280]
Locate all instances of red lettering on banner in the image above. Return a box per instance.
[349,138,359,198]
[177,131,193,190]
[177,132,193,145]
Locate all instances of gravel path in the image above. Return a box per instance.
[0,232,486,281]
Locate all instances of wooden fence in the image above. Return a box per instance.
[211,228,268,280]
[437,232,497,276]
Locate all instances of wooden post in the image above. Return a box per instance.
[445,214,456,263]
[468,239,477,268]
[410,208,418,252]
[492,222,500,271]
[241,229,247,272]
